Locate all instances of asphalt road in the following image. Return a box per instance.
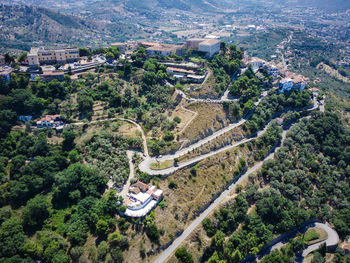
[153,129,289,263]
[139,93,267,175]
[255,221,339,263]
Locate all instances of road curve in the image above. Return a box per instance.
[254,221,339,263]
[139,94,267,175]
[302,222,339,258]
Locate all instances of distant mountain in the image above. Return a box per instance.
[0,0,236,15]
[268,0,350,12]
[0,4,139,51]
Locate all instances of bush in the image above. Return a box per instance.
[175,247,194,263]
[168,181,178,189]
[173,116,181,123]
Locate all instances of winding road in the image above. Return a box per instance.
[150,96,320,263]
[253,221,339,263]
[139,92,268,176]
[153,127,291,263]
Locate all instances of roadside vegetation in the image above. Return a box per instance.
[169,113,350,263]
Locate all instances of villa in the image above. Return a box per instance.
[124,180,163,218]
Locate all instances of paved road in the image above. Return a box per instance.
[153,128,290,263]
[153,103,320,262]
[138,91,267,175]
[301,223,339,258]
[139,119,270,176]
[255,221,339,263]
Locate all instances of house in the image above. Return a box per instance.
[18,115,33,122]
[247,57,266,71]
[28,47,80,67]
[198,39,221,58]
[187,74,206,83]
[279,78,294,93]
[167,67,206,83]
[36,115,64,128]
[41,71,65,81]
[146,45,176,57]
[123,180,163,218]
[166,67,196,76]
[138,41,180,57]
[265,63,279,79]
[279,75,308,93]
[0,67,13,82]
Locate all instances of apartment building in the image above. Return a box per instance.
[28,47,80,67]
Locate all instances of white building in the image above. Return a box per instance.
[124,181,163,218]
[279,77,307,93]
[28,47,80,67]
[266,63,279,79]
[198,39,221,58]
[184,38,221,58]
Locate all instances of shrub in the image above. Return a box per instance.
[168,181,178,189]
[175,247,194,263]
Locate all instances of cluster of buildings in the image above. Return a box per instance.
[137,38,221,58]
[245,57,279,79]
[124,180,163,218]
[28,47,80,67]
[245,57,309,93]
[36,114,64,130]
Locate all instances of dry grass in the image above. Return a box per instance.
[317,63,350,83]
[173,29,201,38]
[178,125,246,163]
[186,68,219,98]
[179,102,231,147]
[132,142,272,262]
[47,135,64,145]
[118,122,140,137]
[171,100,197,136]
[74,119,140,146]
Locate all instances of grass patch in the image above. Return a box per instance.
[304,229,319,242]
[150,159,174,170]
[304,227,328,245]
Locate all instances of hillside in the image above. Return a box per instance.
[0,4,139,52]
[0,0,235,13]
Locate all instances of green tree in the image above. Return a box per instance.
[96,219,110,237]
[62,129,76,151]
[175,247,194,263]
[22,194,50,230]
[0,218,25,258]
